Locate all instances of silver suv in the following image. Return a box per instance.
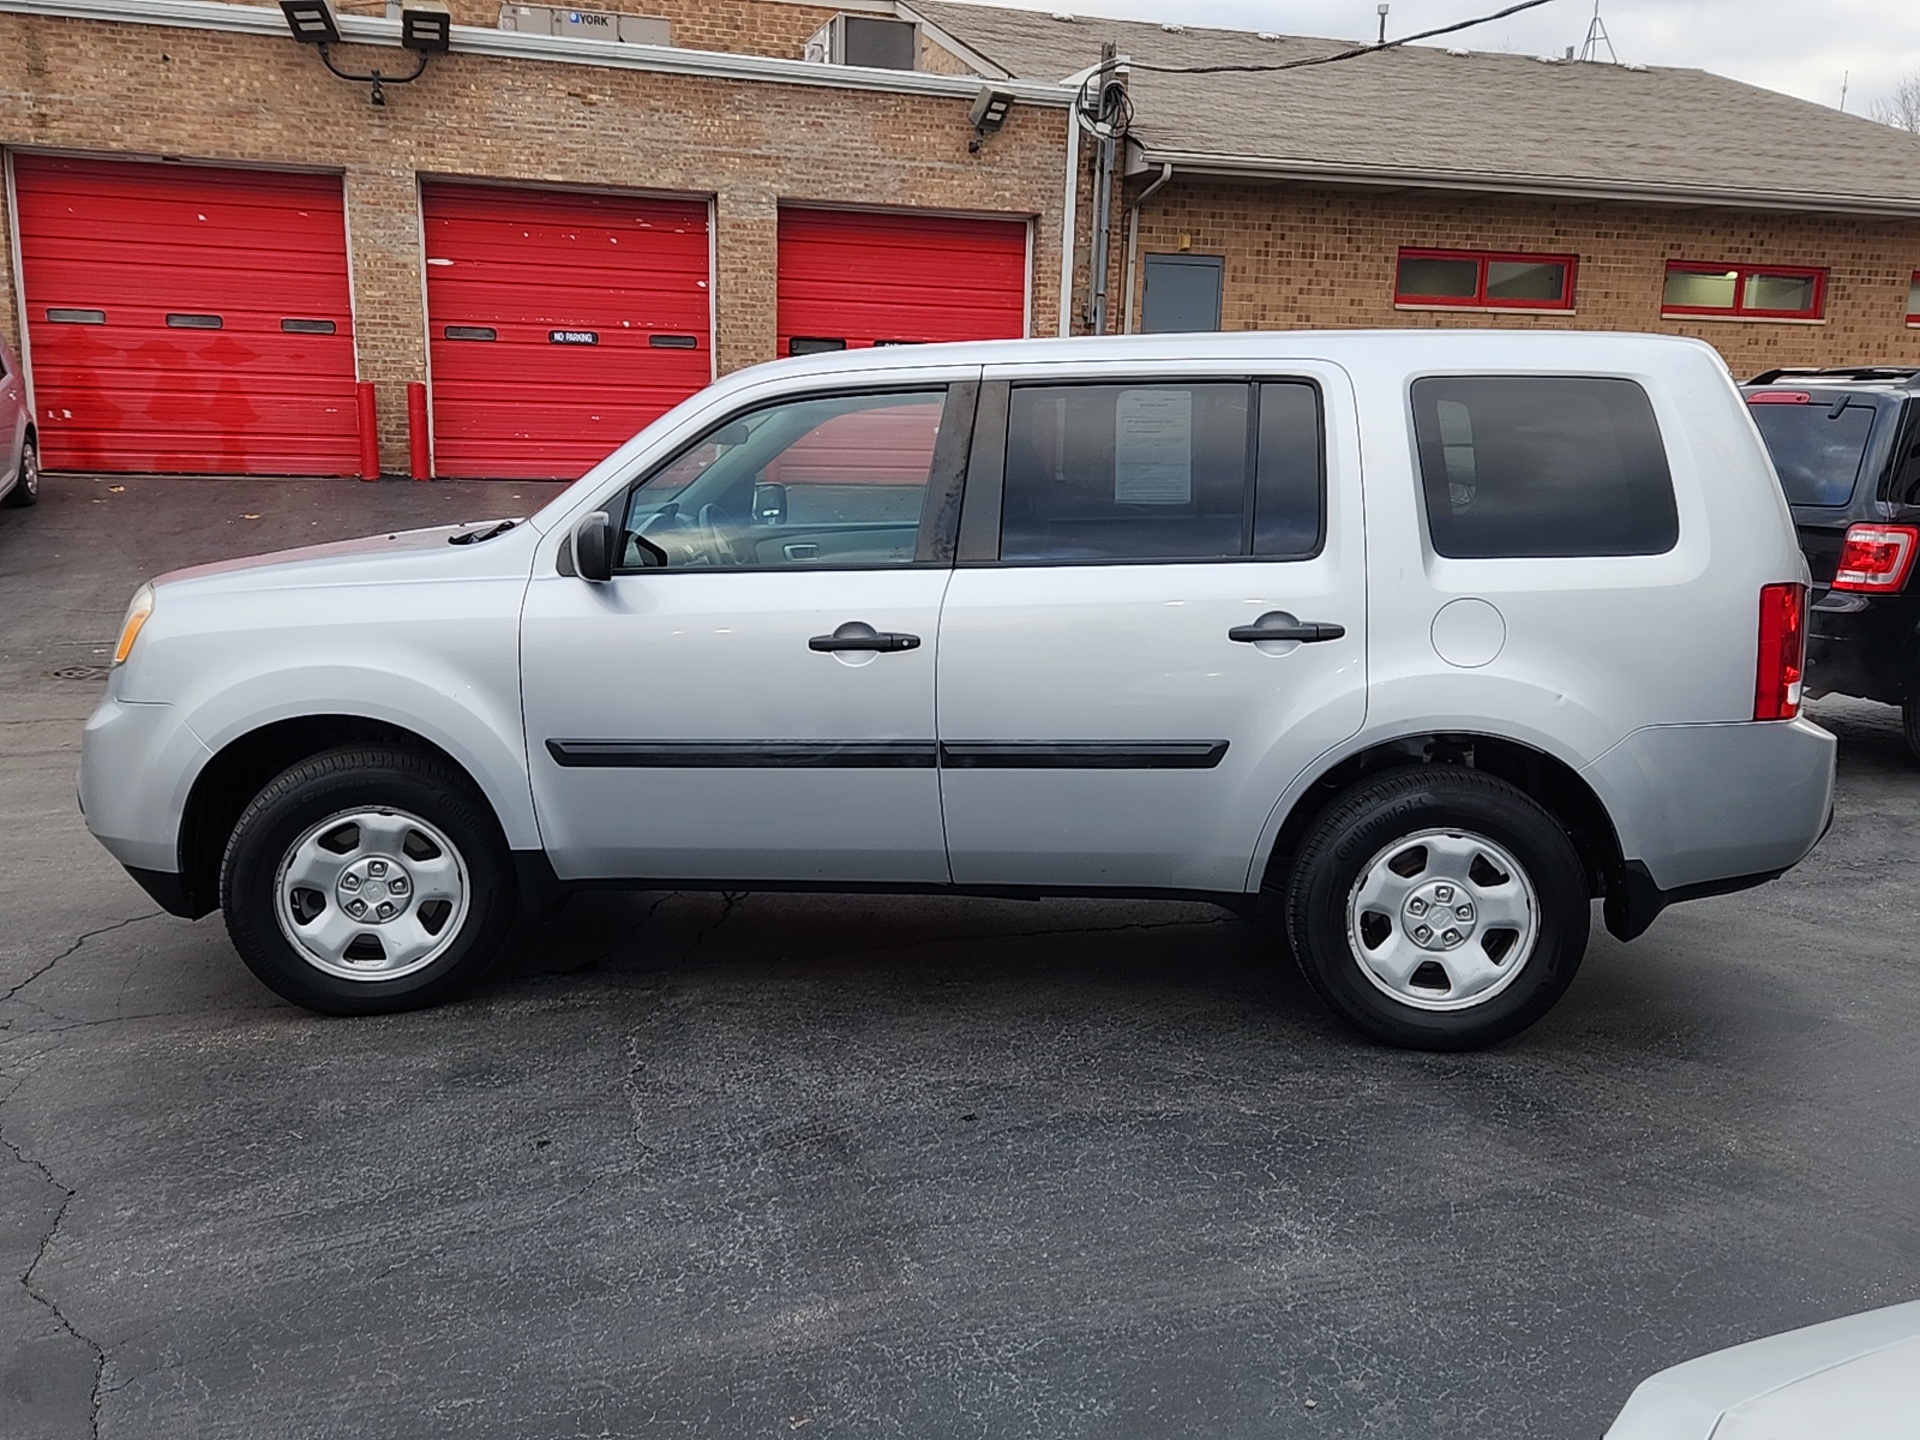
[81,332,1835,1049]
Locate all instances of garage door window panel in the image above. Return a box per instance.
[619,389,960,571]
[1411,376,1679,559]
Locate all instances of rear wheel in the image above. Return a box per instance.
[1902,695,1920,765]
[221,746,517,1014]
[3,435,38,508]
[1284,766,1590,1051]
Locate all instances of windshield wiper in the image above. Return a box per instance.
[448,520,516,546]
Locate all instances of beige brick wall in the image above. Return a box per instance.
[0,13,1066,471]
[1120,180,1920,375]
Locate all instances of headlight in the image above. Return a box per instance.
[111,583,155,667]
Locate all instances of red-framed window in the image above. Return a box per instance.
[1394,248,1578,310]
[1907,272,1920,326]
[1662,262,1826,320]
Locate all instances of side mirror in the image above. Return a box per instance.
[753,482,788,526]
[572,511,614,583]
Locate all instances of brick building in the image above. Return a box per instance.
[3,0,1919,480]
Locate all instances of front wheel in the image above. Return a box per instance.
[221,746,517,1014]
[1283,766,1590,1051]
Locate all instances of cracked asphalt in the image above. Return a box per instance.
[4,475,1919,1440]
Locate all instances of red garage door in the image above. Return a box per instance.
[423,184,712,480]
[12,154,359,475]
[777,208,1029,358]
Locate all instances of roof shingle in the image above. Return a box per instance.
[908,1,1920,213]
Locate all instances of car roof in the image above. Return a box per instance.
[1745,366,1920,395]
[737,329,1729,385]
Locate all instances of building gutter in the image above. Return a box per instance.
[1128,146,1920,219]
[0,0,1073,104]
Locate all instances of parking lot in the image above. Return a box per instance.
[2,474,1917,1440]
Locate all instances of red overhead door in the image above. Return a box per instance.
[12,154,358,475]
[776,208,1029,358]
[422,184,712,480]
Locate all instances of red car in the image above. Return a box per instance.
[0,334,38,510]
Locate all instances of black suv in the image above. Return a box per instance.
[1744,366,1920,758]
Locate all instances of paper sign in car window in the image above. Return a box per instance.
[1114,389,1193,504]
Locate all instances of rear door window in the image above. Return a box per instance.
[1410,376,1679,558]
[1747,396,1882,508]
[997,381,1324,563]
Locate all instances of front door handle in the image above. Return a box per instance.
[809,621,922,654]
[1229,611,1347,645]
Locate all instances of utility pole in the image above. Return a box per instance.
[1087,40,1122,336]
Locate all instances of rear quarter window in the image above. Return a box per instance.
[1410,376,1680,559]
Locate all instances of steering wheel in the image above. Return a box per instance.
[635,504,705,566]
[697,503,741,567]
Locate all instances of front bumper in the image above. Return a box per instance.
[79,696,211,876]
[1582,717,1836,933]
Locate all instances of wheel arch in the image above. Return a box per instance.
[1256,729,1629,930]
[175,715,511,919]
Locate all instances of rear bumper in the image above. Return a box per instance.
[1804,589,1920,704]
[1583,716,1836,936]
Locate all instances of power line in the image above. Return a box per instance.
[1081,0,1562,83]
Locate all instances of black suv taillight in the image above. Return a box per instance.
[1832,524,1920,593]
[1755,582,1806,722]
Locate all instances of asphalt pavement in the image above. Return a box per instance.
[2,474,1916,1440]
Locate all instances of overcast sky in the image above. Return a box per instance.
[967,0,1920,113]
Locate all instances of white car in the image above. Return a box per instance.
[0,334,39,511]
[1608,1301,1920,1438]
[80,331,1834,1048]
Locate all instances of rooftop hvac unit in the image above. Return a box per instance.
[497,5,670,44]
[554,8,619,40]
[498,3,554,33]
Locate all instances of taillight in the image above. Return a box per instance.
[1831,524,1920,593]
[1755,582,1806,721]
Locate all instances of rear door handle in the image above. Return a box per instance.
[809,621,922,654]
[1229,611,1347,645]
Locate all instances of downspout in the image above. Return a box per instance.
[1121,161,1174,334]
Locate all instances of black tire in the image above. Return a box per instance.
[3,435,38,508]
[221,745,517,1015]
[1283,765,1590,1051]
[1903,695,1920,766]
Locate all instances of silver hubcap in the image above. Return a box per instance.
[1345,828,1539,1012]
[21,444,36,496]
[272,808,470,981]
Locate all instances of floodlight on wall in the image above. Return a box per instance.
[968,87,1014,152]
[279,0,341,43]
[278,0,450,107]
[399,2,452,54]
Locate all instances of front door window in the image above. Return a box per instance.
[620,390,948,571]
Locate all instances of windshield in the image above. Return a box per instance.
[1748,397,1882,507]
